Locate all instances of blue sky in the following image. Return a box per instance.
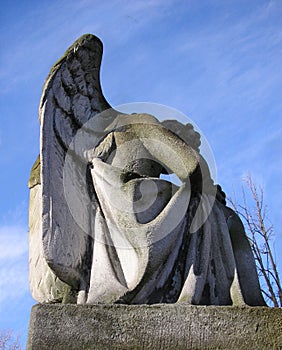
[1,0,282,346]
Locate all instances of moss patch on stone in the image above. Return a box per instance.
[28,155,41,189]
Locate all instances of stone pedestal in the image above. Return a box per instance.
[27,303,282,349]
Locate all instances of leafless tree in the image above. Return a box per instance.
[0,330,22,350]
[229,174,282,307]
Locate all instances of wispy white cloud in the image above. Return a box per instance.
[0,225,29,308]
[0,226,28,259]
[0,0,176,93]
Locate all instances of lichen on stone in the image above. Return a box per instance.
[28,155,41,189]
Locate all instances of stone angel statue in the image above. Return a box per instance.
[28,34,265,306]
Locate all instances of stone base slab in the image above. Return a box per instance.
[27,303,282,349]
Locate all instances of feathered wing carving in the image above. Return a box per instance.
[29,34,265,306]
[30,34,116,302]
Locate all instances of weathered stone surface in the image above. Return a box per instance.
[28,156,41,189]
[29,33,266,307]
[27,304,282,350]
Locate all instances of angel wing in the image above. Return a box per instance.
[29,34,116,302]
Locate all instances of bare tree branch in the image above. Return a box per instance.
[0,330,22,350]
[229,174,282,307]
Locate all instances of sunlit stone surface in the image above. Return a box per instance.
[28,34,265,307]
